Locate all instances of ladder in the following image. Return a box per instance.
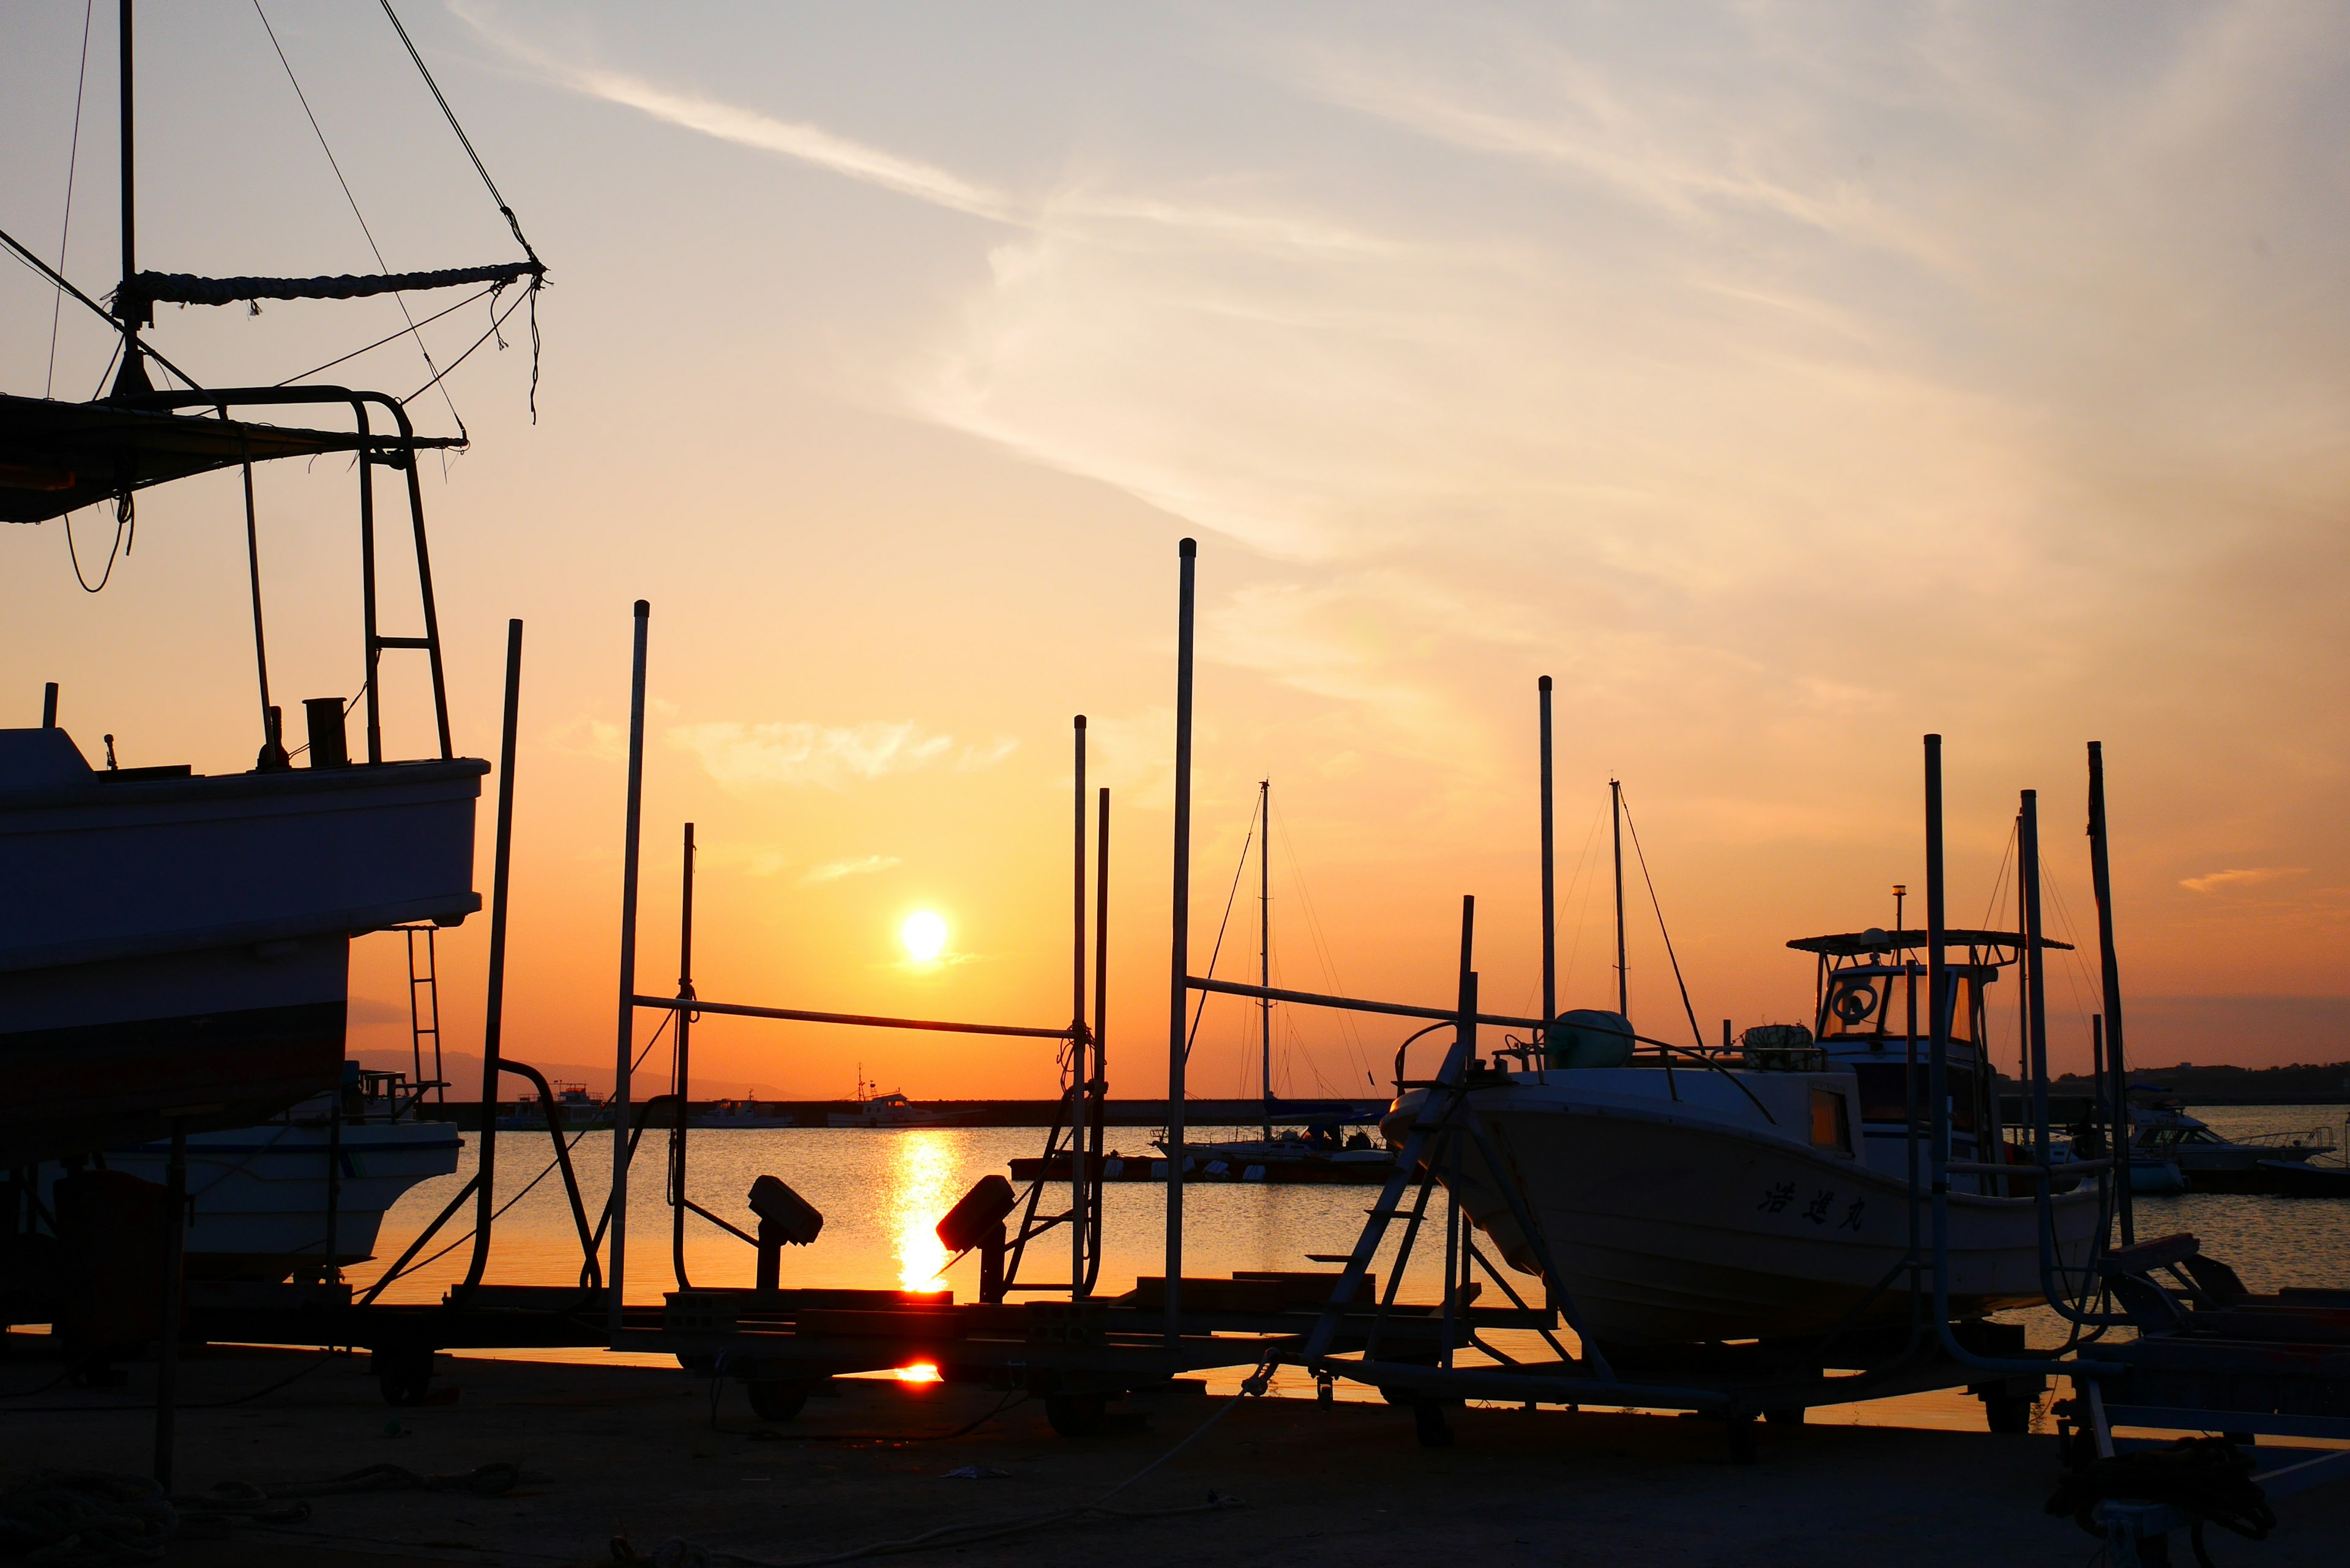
[400,924,445,1103]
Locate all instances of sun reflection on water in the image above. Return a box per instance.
[889,1133,956,1292]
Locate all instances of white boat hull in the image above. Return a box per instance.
[44,1119,462,1279]
[1398,1077,2102,1348]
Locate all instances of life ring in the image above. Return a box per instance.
[1833,984,1878,1025]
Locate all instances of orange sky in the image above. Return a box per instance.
[7,2,2345,1099]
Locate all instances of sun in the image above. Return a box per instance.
[901,909,947,963]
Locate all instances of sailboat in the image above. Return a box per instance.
[1158,780,1391,1184]
[1,2,537,1165]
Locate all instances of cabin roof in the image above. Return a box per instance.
[1786,927,2073,956]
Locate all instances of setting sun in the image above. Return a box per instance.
[900,910,947,964]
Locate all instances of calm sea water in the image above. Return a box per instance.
[365,1105,2350,1425]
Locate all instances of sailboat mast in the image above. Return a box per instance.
[1611,778,1628,1018]
[1258,777,1271,1142]
[113,0,148,396]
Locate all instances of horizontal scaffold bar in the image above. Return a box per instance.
[1188,974,1542,1031]
[630,993,1074,1040]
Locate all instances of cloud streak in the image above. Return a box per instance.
[670,720,1013,790]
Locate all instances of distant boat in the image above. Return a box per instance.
[2125,1096,2335,1192]
[498,1082,611,1131]
[826,1089,968,1129]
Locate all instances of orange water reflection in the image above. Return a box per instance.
[888,1132,955,1292]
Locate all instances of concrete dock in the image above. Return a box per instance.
[4,1346,2346,1566]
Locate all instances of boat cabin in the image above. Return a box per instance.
[1782,927,2067,1189]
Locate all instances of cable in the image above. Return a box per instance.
[62,506,129,593]
[45,0,95,398]
[250,1,464,438]
[1616,790,1706,1050]
[1182,801,1258,1069]
[375,1,537,263]
[275,281,498,387]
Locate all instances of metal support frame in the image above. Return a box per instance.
[130,388,457,763]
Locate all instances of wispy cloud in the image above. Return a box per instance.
[2181,867,2309,895]
[800,854,903,886]
[670,721,1017,790]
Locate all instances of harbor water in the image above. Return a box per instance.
[365,1105,2350,1427]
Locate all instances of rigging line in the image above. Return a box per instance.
[275,280,498,386]
[45,0,95,398]
[1616,789,1707,1051]
[376,0,535,262]
[1269,795,1374,1092]
[1183,801,1259,1069]
[250,1,465,438]
[3,223,201,390]
[401,281,529,408]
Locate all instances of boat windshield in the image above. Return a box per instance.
[1816,964,1991,1047]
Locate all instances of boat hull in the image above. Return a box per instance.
[1423,1089,2102,1347]
[42,1119,463,1280]
[0,731,484,1161]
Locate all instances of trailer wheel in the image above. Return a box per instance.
[1412,1398,1454,1449]
[1725,1416,1759,1464]
[1982,1394,2032,1435]
[747,1379,811,1422]
[1764,1406,1805,1427]
[1045,1393,1107,1437]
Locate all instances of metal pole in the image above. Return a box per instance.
[324,1096,341,1283]
[111,0,147,397]
[1086,785,1110,1295]
[357,403,382,765]
[460,619,523,1294]
[1539,677,1556,1034]
[672,821,695,1291]
[1611,778,1627,1019]
[1259,778,1272,1141]
[1071,717,1086,1301]
[41,683,58,728]
[1166,539,1196,1351]
[151,1119,184,1488]
[610,600,650,1335]
[240,455,275,749]
[2021,791,2051,1172]
[1924,735,1952,1329]
[2086,742,2135,1245]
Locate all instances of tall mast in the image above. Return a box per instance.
[1258,777,1272,1141]
[1539,678,1556,1032]
[1611,778,1628,1019]
[111,0,150,397]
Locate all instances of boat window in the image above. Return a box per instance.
[1852,1063,1912,1124]
[1848,1062,1977,1131]
[1810,1088,1852,1154]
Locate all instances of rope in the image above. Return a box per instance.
[62,504,130,594]
[0,1471,173,1565]
[1182,800,1258,1068]
[276,281,499,387]
[250,0,465,439]
[621,1388,1256,1568]
[45,0,95,398]
[375,1,538,264]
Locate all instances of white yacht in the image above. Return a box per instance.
[1388,927,2102,1348]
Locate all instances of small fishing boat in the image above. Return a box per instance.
[826,1090,966,1129]
[1390,927,2102,1348]
[499,1082,611,1131]
[40,1065,459,1280]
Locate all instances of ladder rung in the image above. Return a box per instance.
[376,635,433,651]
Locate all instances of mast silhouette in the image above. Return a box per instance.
[1258,778,1272,1141]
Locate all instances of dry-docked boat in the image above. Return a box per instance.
[1387,928,2101,1348]
[39,1067,459,1280]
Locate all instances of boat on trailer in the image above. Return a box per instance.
[1389,927,2102,1348]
